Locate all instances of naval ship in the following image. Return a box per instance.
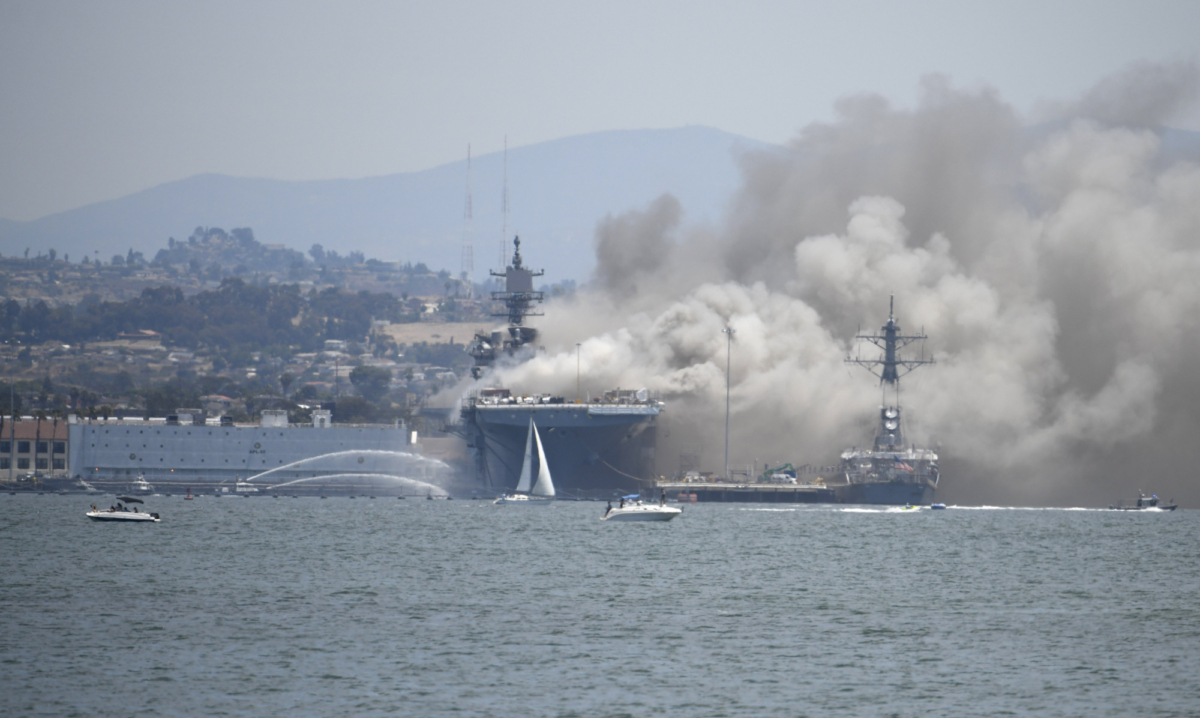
[835,297,939,505]
[459,238,662,499]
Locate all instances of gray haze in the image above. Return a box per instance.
[0,127,765,282]
[3,1,1200,222]
[481,62,1200,507]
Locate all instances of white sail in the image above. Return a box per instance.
[531,422,556,498]
[514,419,534,493]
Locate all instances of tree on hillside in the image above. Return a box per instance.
[332,396,389,424]
[349,365,392,404]
[279,371,295,397]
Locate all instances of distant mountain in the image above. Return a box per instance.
[0,126,774,283]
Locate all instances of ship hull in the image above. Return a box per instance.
[463,404,658,498]
[835,480,935,505]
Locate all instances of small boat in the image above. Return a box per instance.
[930,503,947,510]
[495,419,556,505]
[1110,492,1177,511]
[86,500,160,522]
[602,498,681,522]
[127,473,155,495]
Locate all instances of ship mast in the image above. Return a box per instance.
[845,295,932,389]
[489,236,544,327]
[845,296,933,449]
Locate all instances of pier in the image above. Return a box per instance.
[655,481,836,503]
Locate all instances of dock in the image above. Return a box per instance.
[655,482,836,503]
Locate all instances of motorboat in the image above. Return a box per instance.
[86,499,160,522]
[494,419,556,505]
[930,503,947,510]
[495,492,552,505]
[214,480,258,496]
[1110,492,1177,511]
[127,473,154,495]
[601,499,681,522]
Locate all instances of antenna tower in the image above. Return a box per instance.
[460,144,474,296]
[845,295,933,398]
[500,135,509,270]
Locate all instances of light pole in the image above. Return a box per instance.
[575,343,582,403]
[722,326,735,481]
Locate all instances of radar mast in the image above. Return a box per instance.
[845,296,933,449]
[469,237,546,378]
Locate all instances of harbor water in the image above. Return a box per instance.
[2,495,1198,716]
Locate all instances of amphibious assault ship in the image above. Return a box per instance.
[835,297,939,505]
[459,239,662,499]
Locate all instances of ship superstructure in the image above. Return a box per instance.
[468,236,543,378]
[460,240,662,498]
[836,297,939,505]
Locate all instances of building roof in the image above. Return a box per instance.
[117,329,162,340]
[0,419,70,440]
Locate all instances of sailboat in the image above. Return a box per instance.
[494,419,556,505]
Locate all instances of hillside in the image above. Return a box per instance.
[0,126,773,283]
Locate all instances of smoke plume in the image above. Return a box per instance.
[486,60,1200,506]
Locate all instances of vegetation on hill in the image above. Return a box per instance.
[152,226,307,278]
[1,279,418,358]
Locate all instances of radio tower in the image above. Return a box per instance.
[500,135,509,271]
[460,144,474,297]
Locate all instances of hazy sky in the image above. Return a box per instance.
[1,0,1198,222]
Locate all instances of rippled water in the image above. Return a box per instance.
[2,495,1198,717]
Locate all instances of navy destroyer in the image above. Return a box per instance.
[836,297,939,505]
[459,238,662,498]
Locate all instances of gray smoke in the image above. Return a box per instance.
[486,60,1200,506]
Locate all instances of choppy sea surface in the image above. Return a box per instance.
[2,494,1198,717]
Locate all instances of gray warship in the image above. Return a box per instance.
[836,297,939,505]
[459,238,662,498]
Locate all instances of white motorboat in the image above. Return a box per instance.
[495,419,556,505]
[86,500,160,522]
[601,500,682,522]
[127,473,155,495]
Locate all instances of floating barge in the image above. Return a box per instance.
[655,481,835,503]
